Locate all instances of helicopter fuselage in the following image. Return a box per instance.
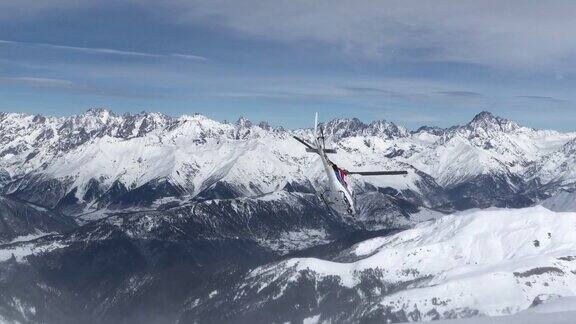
[315,141,355,215]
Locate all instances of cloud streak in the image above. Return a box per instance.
[0,39,208,61]
[341,86,400,96]
[516,95,567,104]
[2,1,575,69]
[437,91,483,98]
[160,0,576,70]
[0,75,166,99]
[0,76,75,88]
[3,1,576,70]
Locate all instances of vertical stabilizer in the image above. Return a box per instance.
[314,112,318,135]
[313,112,318,143]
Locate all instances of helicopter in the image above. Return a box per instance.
[293,113,408,215]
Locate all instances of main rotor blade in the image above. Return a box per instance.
[346,170,408,176]
[293,135,316,151]
[306,148,337,154]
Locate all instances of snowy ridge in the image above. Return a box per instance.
[0,109,575,216]
[0,110,433,216]
[224,206,576,322]
[407,112,575,187]
[533,137,576,188]
[422,296,576,324]
[322,117,409,140]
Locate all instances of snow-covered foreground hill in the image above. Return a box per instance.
[428,296,576,324]
[1,201,576,323]
[187,206,576,323]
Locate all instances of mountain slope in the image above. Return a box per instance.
[185,206,576,323]
[541,190,576,212]
[532,138,576,191]
[0,190,405,324]
[1,109,576,323]
[1,109,575,217]
[408,112,574,192]
[0,196,76,243]
[0,110,446,219]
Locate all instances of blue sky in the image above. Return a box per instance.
[1,1,575,130]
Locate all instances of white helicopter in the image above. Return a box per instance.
[293,113,407,215]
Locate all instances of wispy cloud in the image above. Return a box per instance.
[160,0,576,69]
[169,53,208,61]
[338,85,429,102]
[437,91,483,98]
[341,86,400,96]
[516,95,567,103]
[0,75,166,99]
[2,2,576,70]
[0,76,75,88]
[0,39,208,61]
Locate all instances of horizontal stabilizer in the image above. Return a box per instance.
[306,148,337,154]
[346,170,408,176]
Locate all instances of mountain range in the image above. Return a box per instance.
[1,109,576,324]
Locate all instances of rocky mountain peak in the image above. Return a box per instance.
[83,108,114,121]
[413,125,446,136]
[31,114,47,124]
[323,118,365,138]
[471,110,496,122]
[257,121,271,131]
[562,137,576,156]
[466,111,520,132]
[367,120,409,138]
[236,116,252,128]
[323,117,407,139]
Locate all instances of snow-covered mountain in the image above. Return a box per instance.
[189,206,576,323]
[1,109,576,324]
[427,296,576,324]
[1,108,576,244]
[1,109,574,219]
[1,110,428,218]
